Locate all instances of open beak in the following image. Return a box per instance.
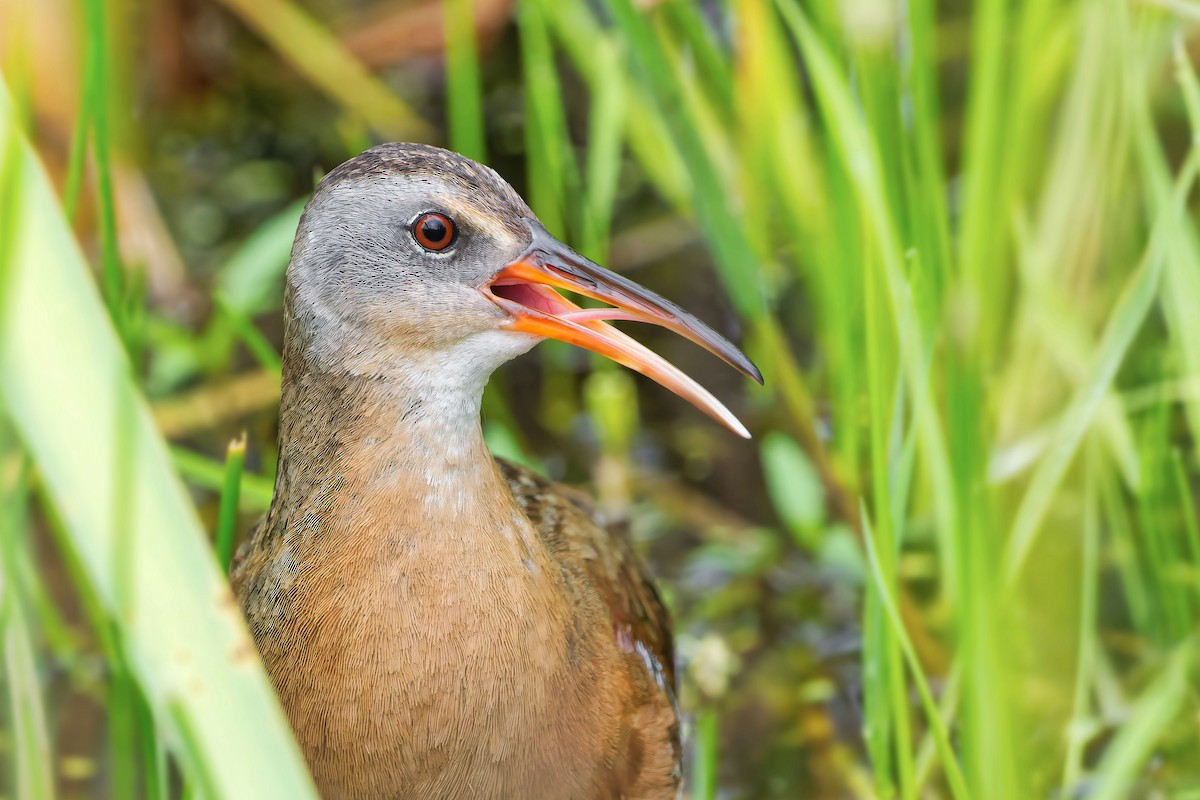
[486,220,762,439]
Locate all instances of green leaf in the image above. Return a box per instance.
[760,432,825,547]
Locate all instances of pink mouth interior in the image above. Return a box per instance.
[491,282,566,314]
[490,282,642,325]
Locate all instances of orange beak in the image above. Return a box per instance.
[486,221,762,438]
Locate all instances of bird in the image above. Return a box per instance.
[230,142,762,800]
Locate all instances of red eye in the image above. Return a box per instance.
[413,212,456,251]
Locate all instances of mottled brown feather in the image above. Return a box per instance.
[495,459,677,695]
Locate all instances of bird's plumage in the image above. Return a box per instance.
[233,143,753,799]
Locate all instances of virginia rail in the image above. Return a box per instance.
[231,143,761,799]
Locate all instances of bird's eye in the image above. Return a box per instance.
[413,212,456,252]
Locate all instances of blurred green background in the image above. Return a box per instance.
[3,0,1200,797]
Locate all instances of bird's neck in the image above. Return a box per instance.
[273,343,506,525]
[249,339,638,800]
[261,284,553,588]
[269,283,540,523]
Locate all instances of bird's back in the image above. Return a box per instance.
[496,458,681,786]
[496,459,678,699]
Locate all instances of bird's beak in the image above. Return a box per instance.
[486,221,762,439]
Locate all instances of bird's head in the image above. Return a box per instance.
[287,143,761,437]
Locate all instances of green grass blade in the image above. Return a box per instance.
[215,0,432,141]
[864,226,914,798]
[1,456,56,800]
[661,0,733,120]
[543,1,689,208]
[579,37,625,263]
[172,447,274,512]
[1090,644,1193,800]
[517,0,578,238]
[956,0,1011,354]
[0,74,317,799]
[1169,449,1200,611]
[691,706,719,800]
[2,598,56,800]
[214,299,283,373]
[216,433,248,572]
[445,0,487,162]
[1004,149,1200,583]
[138,685,169,800]
[860,508,971,800]
[63,78,89,222]
[602,0,765,319]
[83,0,126,346]
[107,634,138,799]
[213,197,305,318]
[1060,448,1101,793]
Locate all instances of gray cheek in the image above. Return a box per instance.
[456,232,527,288]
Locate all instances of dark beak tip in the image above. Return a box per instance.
[732,352,764,385]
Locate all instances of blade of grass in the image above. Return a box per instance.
[957,0,1011,355]
[1061,447,1101,793]
[946,351,1019,800]
[213,198,305,318]
[1101,458,1152,636]
[913,663,963,793]
[214,299,282,373]
[864,225,914,798]
[661,0,734,120]
[63,63,90,221]
[216,433,248,572]
[861,582,896,799]
[1003,146,1200,583]
[1169,449,1200,611]
[691,706,719,800]
[1,592,56,800]
[107,631,138,800]
[0,74,317,799]
[215,0,432,141]
[518,0,581,240]
[903,0,952,301]
[137,686,168,800]
[579,37,625,263]
[860,508,970,800]
[1,455,55,800]
[445,0,487,162]
[1135,403,1192,643]
[603,0,765,320]
[172,446,274,512]
[83,0,126,348]
[1090,643,1193,800]
[732,0,817,282]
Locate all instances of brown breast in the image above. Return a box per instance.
[232,442,679,799]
